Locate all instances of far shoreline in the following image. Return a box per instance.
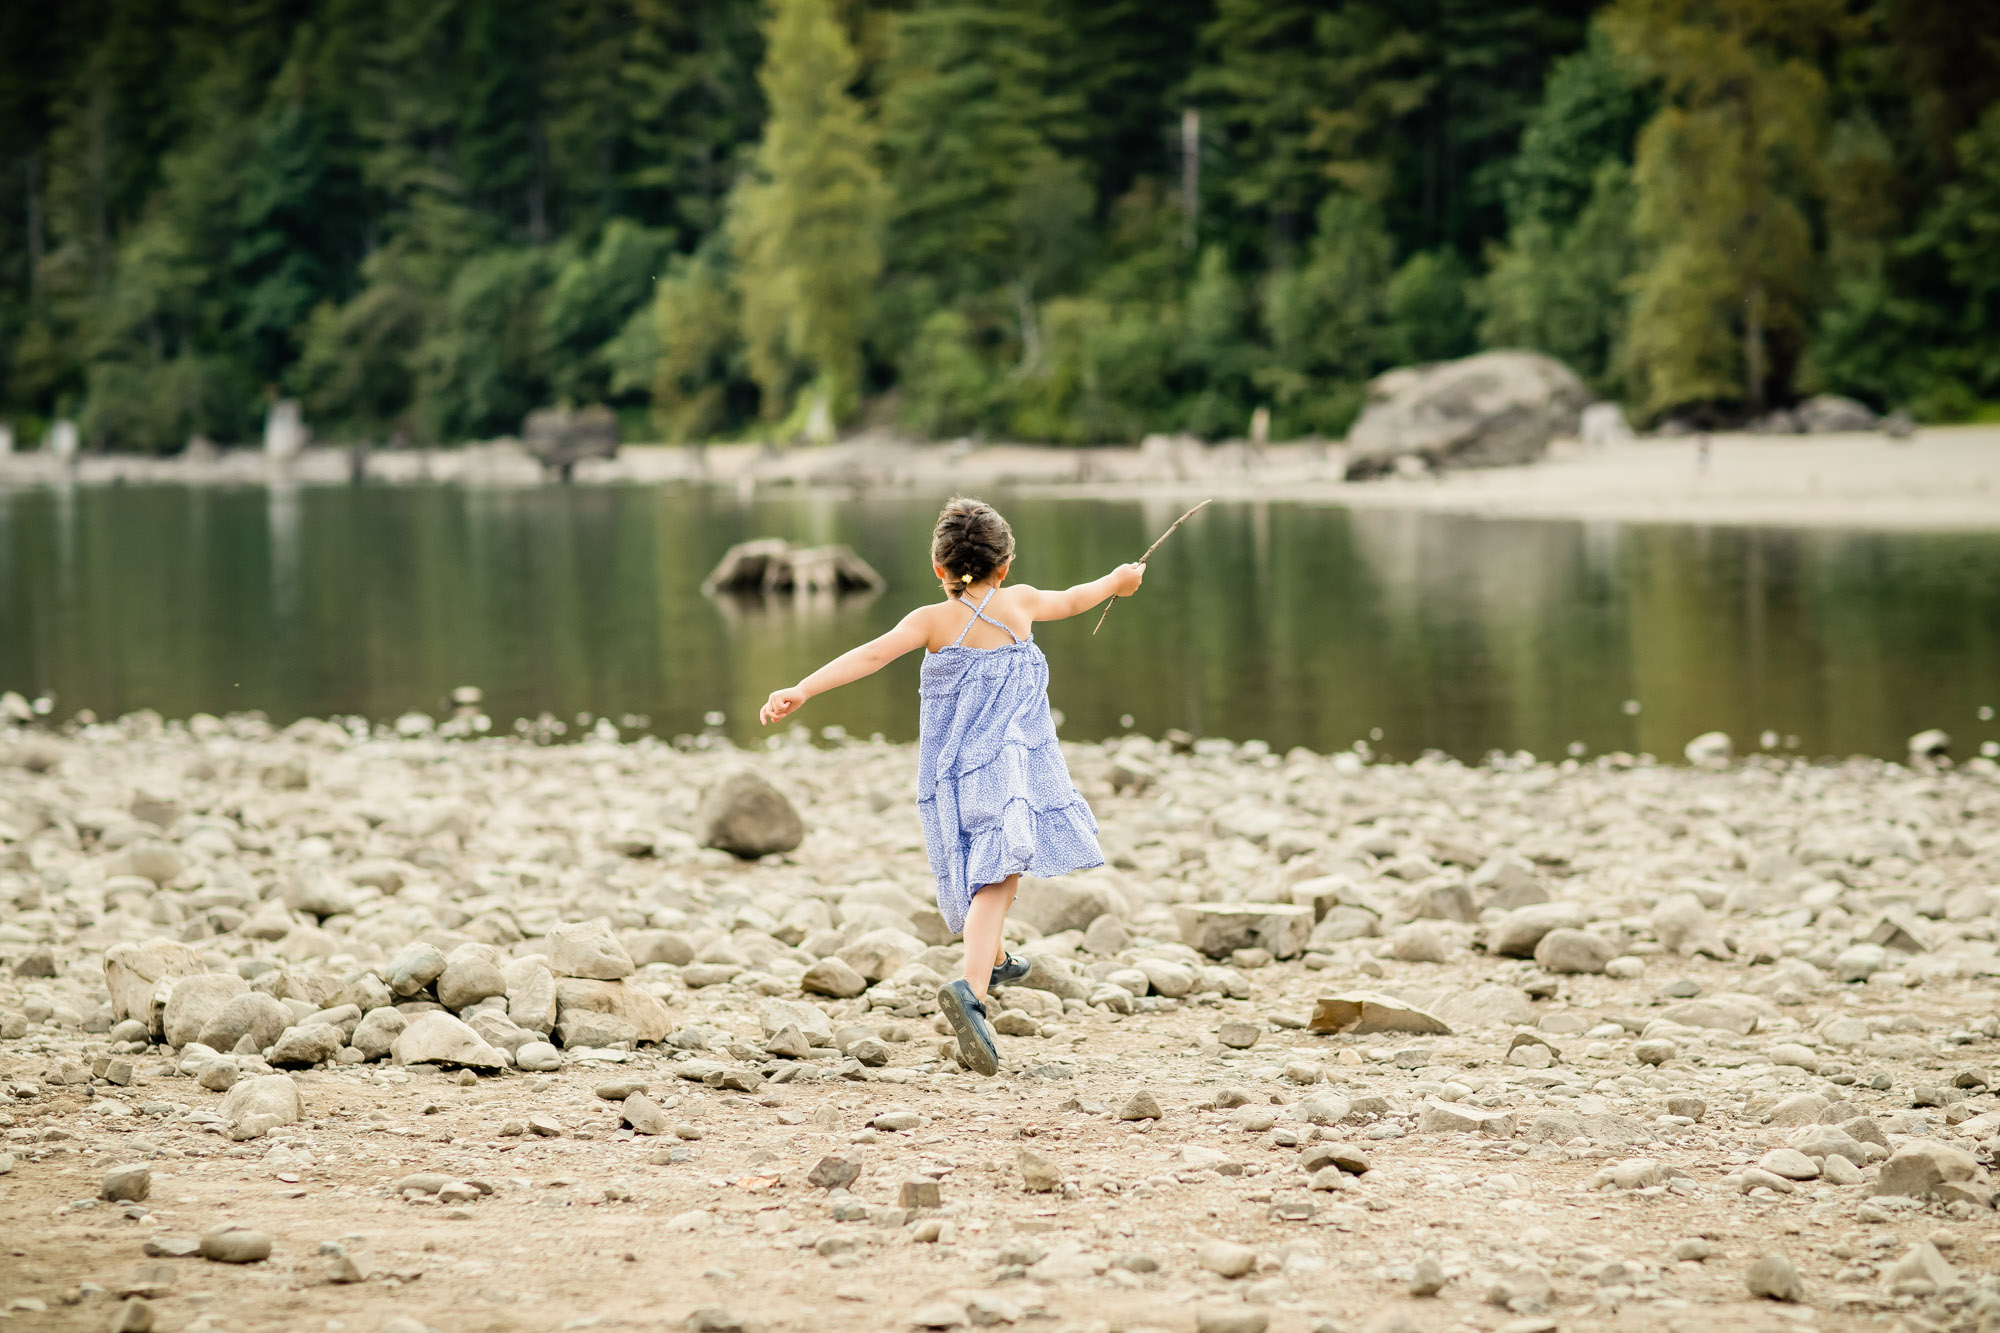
[2,424,1996,533]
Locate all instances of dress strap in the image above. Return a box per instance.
[949,586,1021,646]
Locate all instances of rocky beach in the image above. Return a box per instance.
[0,710,1997,1333]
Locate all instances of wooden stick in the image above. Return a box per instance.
[1092,499,1212,634]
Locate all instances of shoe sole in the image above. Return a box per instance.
[937,984,1000,1077]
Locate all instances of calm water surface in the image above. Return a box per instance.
[2,483,1997,762]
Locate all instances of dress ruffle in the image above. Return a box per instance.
[916,637,1104,934]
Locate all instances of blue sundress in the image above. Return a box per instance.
[915,587,1105,933]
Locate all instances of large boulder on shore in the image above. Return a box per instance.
[1343,350,1592,479]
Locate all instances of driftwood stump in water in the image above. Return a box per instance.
[522,405,619,481]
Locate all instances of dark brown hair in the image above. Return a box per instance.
[931,497,1015,597]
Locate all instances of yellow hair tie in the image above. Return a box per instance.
[960,573,973,583]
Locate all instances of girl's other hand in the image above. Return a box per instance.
[760,687,807,725]
[1113,561,1146,596]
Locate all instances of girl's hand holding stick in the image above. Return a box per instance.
[1091,499,1211,634]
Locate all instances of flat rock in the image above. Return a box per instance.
[807,1154,861,1189]
[199,1226,271,1264]
[161,973,248,1048]
[1418,1098,1515,1137]
[545,918,636,980]
[390,1011,506,1070]
[267,1023,343,1066]
[1308,993,1451,1036]
[1532,928,1613,974]
[1175,903,1312,959]
[1488,903,1583,958]
[1876,1141,1983,1200]
[801,957,868,999]
[554,978,671,1042]
[1757,1148,1820,1181]
[1197,1309,1269,1333]
[1014,875,1126,936]
[1656,997,1761,1035]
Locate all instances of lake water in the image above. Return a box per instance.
[2,483,1997,763]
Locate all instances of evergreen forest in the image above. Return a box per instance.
[2,0,1997,452]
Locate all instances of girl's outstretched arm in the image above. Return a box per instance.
[759,609,932,724]
[1015,562,1145,621]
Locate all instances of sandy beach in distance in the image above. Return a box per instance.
[3,425,1996,532]
[1003,427,2000,532]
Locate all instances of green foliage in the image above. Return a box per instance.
[1502,23,1648,230]
[1810,102,2000,418]
[1607,0,1851,418]
[1257,194,1395,437]
[1387,250,1478,367]
[901,309,999,439]
[1178,246,1258,439]
[541,219,673,405]
[294,253,427,438]
[1482,160,1638,393]
[648,243,753,442]
[729,0,886,423]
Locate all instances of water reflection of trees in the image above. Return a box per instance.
[1,490,1996,759]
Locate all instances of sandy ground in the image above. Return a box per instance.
[1,719,1998,1333]
[3,428,1995,532]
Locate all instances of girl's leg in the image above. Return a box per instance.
[961,874,1019,1002]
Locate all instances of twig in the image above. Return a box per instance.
[1092,499,1212,634]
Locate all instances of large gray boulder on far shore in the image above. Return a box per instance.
[1343,350,1592,479]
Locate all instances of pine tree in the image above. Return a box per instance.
[1606,0,1851,417]
[616,0,765,245]
[879,0,1082,310]
[1478,22,1646,393]
[729,0,885,425]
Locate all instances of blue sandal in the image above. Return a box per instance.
[937,979,1000,1076]
[989,952,1032,987]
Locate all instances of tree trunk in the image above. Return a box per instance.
[24,152,42,292]
[1744,279,1767,415]
[1010,279,1042,379]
